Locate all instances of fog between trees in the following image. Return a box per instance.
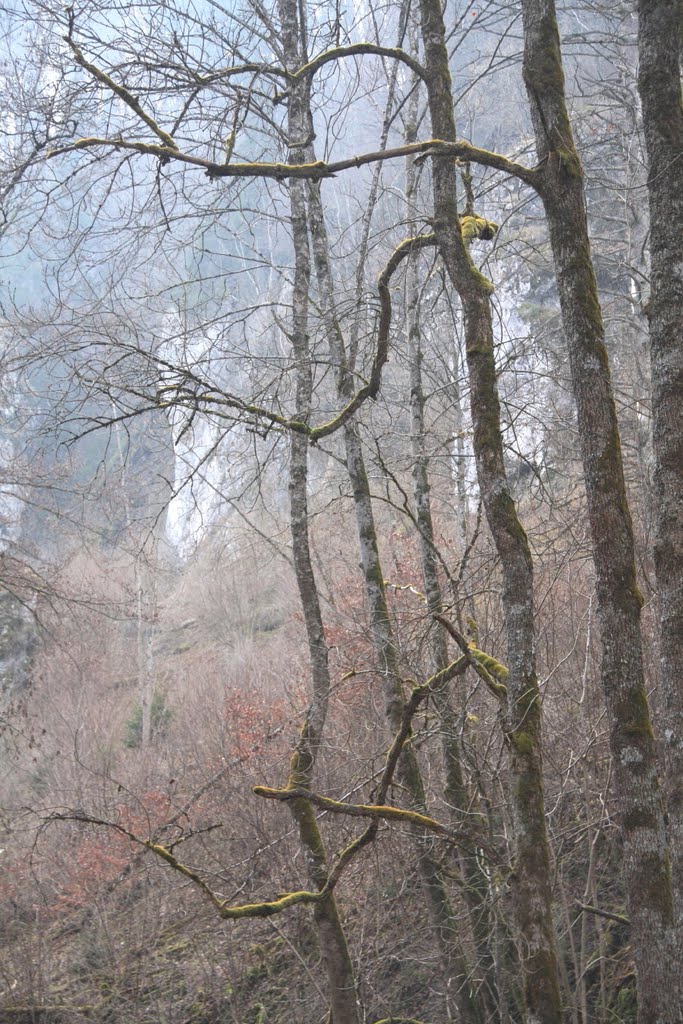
[0,1,681,1022]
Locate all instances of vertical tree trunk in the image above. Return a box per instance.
[286,216,359,1024]
[277,3,360,1021]
[637,0,683,937]
[112,412,156,750]
[417,1,563,1021]
[343,421,481,1024]
[135,564,155,749]
[404,89,499,1020]
[286,30,481,1024]
[520,0,680,1017]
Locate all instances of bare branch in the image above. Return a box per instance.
[64,39,178,151]
[576,903,630,927]
[309,232,437,440]
[293,43,427,84]
[48,811,325,919]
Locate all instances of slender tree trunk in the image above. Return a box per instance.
[417,1,563,1020]
[449,342,471,560]
[135,564,155,748]
[637,0,683,938]
[278,4,360,1020]
[286,35,481,1024]
[343,422,481,1024]
[288,427,360,1024]
[403,93,500,1019]
[113,413,156,750]
[286,237,359,1024]
[520,1,680,1018]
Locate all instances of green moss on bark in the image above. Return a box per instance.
[511,732,535,755]
[615,688,655,742]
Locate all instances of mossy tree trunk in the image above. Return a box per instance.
[520,0,680,1017]
[278,3,360,1021]
[637,0,683,942]
[403,82,499,1020]
[417,1,563,1021]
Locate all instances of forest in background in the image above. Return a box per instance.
[0,0,681,1022]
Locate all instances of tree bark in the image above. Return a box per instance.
[278,3,360,1020]
[403,90,500,1020]
[291,34,481,1024]
[520,0,680,1018]
[417,1,563,1021]
[343,421,482,1024]
[637,0,683,940]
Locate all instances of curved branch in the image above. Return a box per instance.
[254,785,459,833]
[253,786,496,860]
[48,135,330,178]
[130,234,437,443]
[53,29,537,187]
[414,140,541,190]
[48,811,327,919]
[145,839,325,918]
[378,654,467,804]
[309,232,437,440]
[190,61,289,86]
[293,43,427,83]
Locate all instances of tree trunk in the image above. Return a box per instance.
[278,3,360,1020]
[291,40,481,1024]
[417,1,563,1021]
[343,421,481,1024]
[403,94,499,1020]
[520,0,680,1017]
[637,0,683,939]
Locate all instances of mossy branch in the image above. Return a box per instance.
[434,613,508,703]
[216,888,324,919]
[377,655,467,804]
[149,835,329,919]
[48,811,325,920]
[64,38,178,151]
[414,140,541,189]
[254,786,458,833]
[47,135,332,179]
[252,786,495,858]
[49,137,539,189]
[295,656,470,879]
